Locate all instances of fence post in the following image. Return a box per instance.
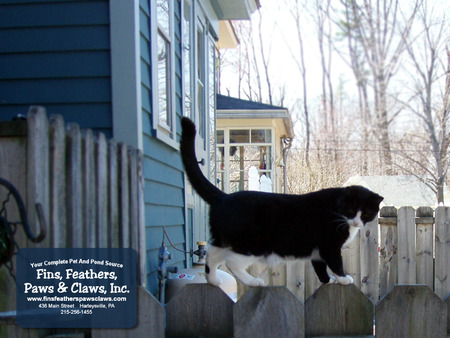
[379,206,398,297]
[415,206,434,289]
[166,284,234,337]
[435,206,449,299]
[397,206,416,284]
[305,284,374,336]
[375,285,447,338]
[234,287,305,338]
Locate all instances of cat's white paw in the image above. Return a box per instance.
[336,274,354,285]
[327,275,337,284]
[248,277,265,287]
[206,274,222,286]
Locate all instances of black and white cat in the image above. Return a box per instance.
[180,117,383,287]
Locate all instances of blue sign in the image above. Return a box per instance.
[16,248,137,328]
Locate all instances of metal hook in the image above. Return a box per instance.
[0,178,46,243]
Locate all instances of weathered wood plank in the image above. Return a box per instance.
[128,147,139,252]
[397,206,416,284]
[286,260,306,302]
[27,106,49,248]
[81,128,96,247]
[49,114,66,247]
[136,149,146,286]
[305,284,374,336]
[379,206,398,297]
[92,286,164,338]
[66,123,82,248]
[118,143,130,248]
[415,207,434,289]
[360,214,379,302]
[96,133,108,247]
[445,293,450,335]
[342,228,360,289]
[108,139,119,248]
[435,206,450,299]
[375,285,447,338]
[234,287,304,338]
[166,284,234,337]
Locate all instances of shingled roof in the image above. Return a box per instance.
[217,94,287,111]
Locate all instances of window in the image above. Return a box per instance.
[183,0,193,119]
[217,128,273,192]
[151,0,176,146]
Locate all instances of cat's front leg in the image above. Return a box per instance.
[311,260,336,284]
[320,248,354,285]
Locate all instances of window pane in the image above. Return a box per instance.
[183,1,192,118]
[216,130,224,144]
[156,0,169,35]
[230,130,249,143]
[251,129,271,143]
[157,32,170,127]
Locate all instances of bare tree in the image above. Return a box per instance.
[395,1,449,203]
[338,0,420,174]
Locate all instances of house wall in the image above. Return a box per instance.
[0,0,112,136]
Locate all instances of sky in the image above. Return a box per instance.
[219,0,450,141]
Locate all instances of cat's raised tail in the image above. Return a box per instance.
[180,117,225,204]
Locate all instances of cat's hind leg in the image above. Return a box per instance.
[225,252,265,287]
[205,245,226,286]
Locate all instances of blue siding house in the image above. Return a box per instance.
[0,0,258,296]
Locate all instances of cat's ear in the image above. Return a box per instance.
[375,194,384,205]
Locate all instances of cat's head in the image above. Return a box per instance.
[340,185,383,227]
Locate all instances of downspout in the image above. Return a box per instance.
[281,137,293,193]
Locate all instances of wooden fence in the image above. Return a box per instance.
[241,205,450,304]
[164,283,449,337]
[0,107,161,337]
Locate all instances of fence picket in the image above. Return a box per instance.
[397,206,416,284]
[82,129,96,247]
[305,284,374,336]
[234,287,304,338]
[49,115,66,248]
[376,285,447,338]
[360,214,379,302]
[108,139,119,247]
[379,206,398,297]
[435,206,450,299]
[415,206,434,288]
[27,106,50,248]
[96,133,108,247]
[286,260,306,302]
[119,143,130,247]
[66,123,82,247]
[166,284,234,337]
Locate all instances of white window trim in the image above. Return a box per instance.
[150,0,178,149]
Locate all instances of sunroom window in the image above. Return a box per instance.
[217,128,273,193]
